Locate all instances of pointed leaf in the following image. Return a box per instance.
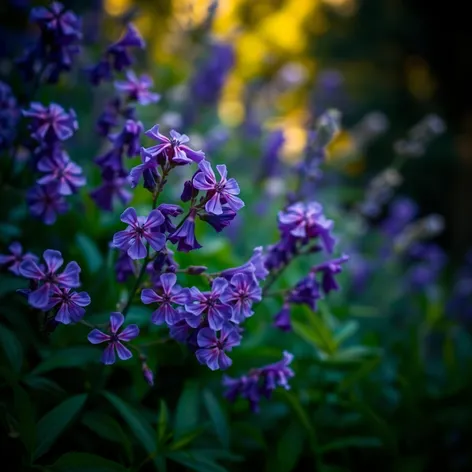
[174,381,200,440]
[49,452,128,472]
[33,394,88,461]
[0,323,23,373]
[76,233,103,274]
[32,347,101,375]
[202,389,230,448]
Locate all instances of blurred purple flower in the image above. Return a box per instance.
[115,70,160,105]
[157,204,183,233]
[312,254,349,294]
[223,351,295,412]
[195,323,241,371]
[0,81,19,151]
[141,273,189,325]
[112,207,166,260]
[19,249,81,309]
[0,242,37,276]
[185,277,233,330]
[220,247,269,282]
[115,250,136,283]
[27,183,69,225]
[273,304,292,332]
[221,273,261,323]
[90,169,132,212]
[23,103,78,143]
[199,206,236,232]
[87,312,139,365]
[107,23,145,72]
[37,149,85,195]
[288,273,320,310]
[193,161,244,215]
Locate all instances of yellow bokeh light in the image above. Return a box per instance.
[104,0,131,16]
[218,101,245,127]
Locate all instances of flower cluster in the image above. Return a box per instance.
[89,25,160,213]
[22,102,85,224]
[17,2,82,84]
[0,81,20,152]
[223,351,295,412]
[18,249,90,325]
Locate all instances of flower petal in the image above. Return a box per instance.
[112,229,133,249]
[115,341,133,360]
[110,312,124,333]
[141,288,161,304]
[19,259,45,280]
[118,324,139,341]
[120,207,138,226]
[160,272,176,294]
[197,327,217,348]
[43,249,63,273]
[211,277,228,297]
[205,193,223,216]
[28,283,51,309]
[195,348,220,370]
[218,351,232,370]
[144,209,165,228]
[57,261,81,288]
[102,344,116,365]
[144,231,166,253]
[88,329,111,344]
[127,237,147,260]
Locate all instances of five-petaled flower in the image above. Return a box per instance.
[0,242,37,276]
[141,273,189,325]
[115,70,160,105]
[143,125,205,165]
[112,207,166,260]
[45,286,91,324]
[195,323,241,371]
[185,277,233,330]
[19,249,81,308]
[193,160,244,215]
[87,312,139,365]
[221,273,262,323]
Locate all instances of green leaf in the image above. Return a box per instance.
[32,347,101,375]
[333,320,359,346]
[22,375,65,396]
[0,274,28,297]
[13,384,36,458]
[102,392,155,456]
[81,411,133,463]
[174,381,200,440]
[272,421,304,472]
[157,399,169,445]
[166,451,227,472]
[0,323,23,373]
[76,233,103,274]
[202,389,230,448]
[169,426,207,451]
[33,394,88,461]
[319,436,382,453]
[49,452,128,472]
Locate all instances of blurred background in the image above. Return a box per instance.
[2,0,471,257]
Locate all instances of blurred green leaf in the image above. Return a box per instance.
[333,320,359,346]
[272,421,304,472]
[0,274,28,297]
[157,399,169,445]
[166,451,227,472]
[103,392,156,457]
[202,389,230,449]
[81,411,133,463]
[0,323,22,373]
[22,375,65,396]
[49,452,128,472]
[320,436,382,453]
[174,381,200,440]
[76,233,103,274]
[13,383,36,459]
[33,394,88,461]
[169,426,208,451]
[32,347,101,375]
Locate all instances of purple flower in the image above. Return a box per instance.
[107,23,145,72]
[221,273,261,323]
[312,254,349,294]
[0,81,19,150]
[220,247,269,282]
[96,98,121,136]
[90,169,132,212]
[223,351,295,412]
[22,103,78,143]
[115,70,160,105]
[115,250,136,283]
[142,362,154,386]
[37,149,85,195]
[382,197,418,237]
[169,318,193,343]
[185,277,233,330]
[278,201,336,253]
[199,206,237,232]
[27,184,69,225]
[288,273,320,310]
[195,323,241,371]
[45,286,90,324]
[112,207,166,260]
[31,2,82,40]
[193,161,244,215]
[19,249,81,309]
[128,148,160,189]
[87,312,139,365]
[0,242,37,276]
[274,304,292,332]
[157,204,184,233]
[143,125,205,165]
[87,58,113,86]
[258,129,285,181]
[141,273,188,325]
[168,210,202,253]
